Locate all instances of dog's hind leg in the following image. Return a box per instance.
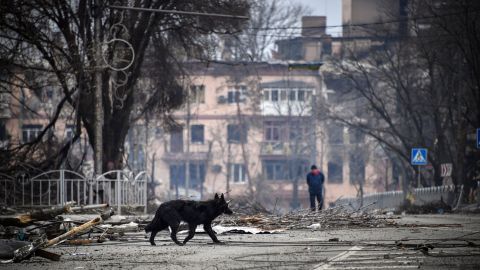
[169,222,183,246]
[149,230,158,246]
[204,222,221,243]
[149,219,168,246]
[183,223,197,245]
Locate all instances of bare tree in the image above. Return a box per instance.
[325,0,480,199]
[0,0,249,174]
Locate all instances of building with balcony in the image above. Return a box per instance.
[146,60,383,211]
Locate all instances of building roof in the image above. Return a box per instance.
[183,60,322,77]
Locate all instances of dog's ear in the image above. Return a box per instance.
[220,193,225,200]
[214,193,219,200]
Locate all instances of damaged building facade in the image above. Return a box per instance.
[146,59,385,210]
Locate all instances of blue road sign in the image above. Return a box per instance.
[477,128,480,149]
[411,148,428,165]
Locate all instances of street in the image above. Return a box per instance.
[1,214,479,270]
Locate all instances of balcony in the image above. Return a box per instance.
[260,141,310,157]
[163,142,210,162]
[260,141,290,156]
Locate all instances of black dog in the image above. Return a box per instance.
[145,193,233,246]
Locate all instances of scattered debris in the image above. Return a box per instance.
[1,209,114,263]
[217,206,398,230]
[0,203,74,227]
[397,199,452,214]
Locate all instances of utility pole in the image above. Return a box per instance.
[94,0,104,177]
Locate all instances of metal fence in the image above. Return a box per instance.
[0,170,148,214]
[334,185,460,210]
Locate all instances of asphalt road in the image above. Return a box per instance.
[1,214,479,270]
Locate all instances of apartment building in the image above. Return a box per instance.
[147,61,382,211]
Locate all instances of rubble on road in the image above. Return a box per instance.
[0,208,114,263]
[397,199,452,214]
[217,206,398,230]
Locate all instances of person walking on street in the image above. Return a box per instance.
[307,165,324,211]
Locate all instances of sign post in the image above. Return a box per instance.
[411,148,428,187]
[440,163,453,178]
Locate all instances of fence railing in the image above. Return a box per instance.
[334,185,460,210]
[0,170,148,214]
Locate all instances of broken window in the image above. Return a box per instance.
[191,125,204,144]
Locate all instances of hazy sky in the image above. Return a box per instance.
[293,0,342,36]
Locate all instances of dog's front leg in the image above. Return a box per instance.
[204,223,222,244]
[183,223,197,245]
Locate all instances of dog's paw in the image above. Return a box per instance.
[150,242,156,246]
[175,242,184,246]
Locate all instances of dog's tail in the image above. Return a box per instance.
[145,214,160,233]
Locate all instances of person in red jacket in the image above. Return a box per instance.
[306,165,325,211]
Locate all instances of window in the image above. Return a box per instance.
[289,90,296,101]
[263,160,288,180]
[65,125,75,140]
[170,126,183,152]
[264,121,281,141]
[169,164,185,189]
[271,90,279,101]
[169,162,205,190]
[191,125,204,144]
[297,90,305,101]
[328,157,343,183]
[289,124,308,141]
[229,163,247,183]
[328,124,344,144]
[189,163,206,189]
[190,85,205,104]
[227,86,246,104]
[263,90,270,101]
[350,129,365,144]
[349,152,365,184]
[22,124,42,143]
[263,159,307,181]
[280,90,287,101]
[227,124,247,143]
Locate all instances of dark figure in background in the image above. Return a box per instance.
[307,165,325,211]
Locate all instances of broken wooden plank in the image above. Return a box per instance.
[0,203,73,227]
[2,209,114,263]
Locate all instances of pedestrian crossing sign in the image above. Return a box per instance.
[411,148,428,165]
